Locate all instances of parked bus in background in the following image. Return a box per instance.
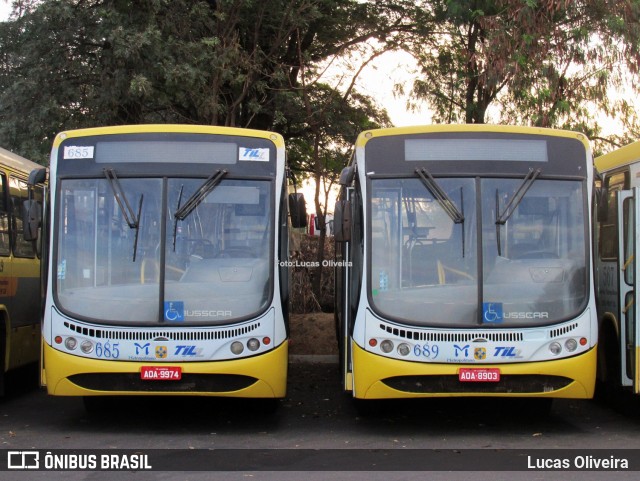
[594,141,640,397]
[334,125,596,411]
[25,125,305,410]
[0,146,45,395]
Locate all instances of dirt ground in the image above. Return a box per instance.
[289,312,338,355]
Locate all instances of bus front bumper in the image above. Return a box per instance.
[43,341,288,398]
[352,341,596,399]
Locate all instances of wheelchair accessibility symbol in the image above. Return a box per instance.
[482,302,503,323]
[164,301,185,322]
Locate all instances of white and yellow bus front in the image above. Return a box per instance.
[349,126,597,400]
[42,125,289,399]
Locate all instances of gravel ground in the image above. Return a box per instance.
[289,313,337,356]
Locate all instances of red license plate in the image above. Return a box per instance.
[458,368,500,382]
[140,366,182,381]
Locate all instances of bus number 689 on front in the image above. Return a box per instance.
[413,344,439,359]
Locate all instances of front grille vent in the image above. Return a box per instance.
[383,374,572,394]
[549,322,578,339]
[63,321,261,341]
[378,323,524,342]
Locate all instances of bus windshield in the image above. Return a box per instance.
[369,176,587,327]
[56,177,272,325]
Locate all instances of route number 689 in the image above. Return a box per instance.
[413,343,439,359]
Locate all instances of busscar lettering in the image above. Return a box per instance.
[503,312,549,319]
[185,310,231,317]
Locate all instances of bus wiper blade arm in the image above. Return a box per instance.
[495,168,541,225]
[415,168,464,224]
[495,168,541,257]
[172,185,184,252]
[174,169,227,221]
[103,168,143,261]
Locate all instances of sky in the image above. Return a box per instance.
[351,51,430,127]
[0,2,10,21]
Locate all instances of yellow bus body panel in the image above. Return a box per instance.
[54,124,285,149]
[636,346,640,394]
[6,323,40,370]
[356,124,590,150]
[352,341,596,399]
[595,140,640,173]
[44,341,288,398]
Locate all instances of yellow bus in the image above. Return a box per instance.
[594,141,640,396]
[0,146,45,395]
[334,125,596,411]
[26,125,305,410]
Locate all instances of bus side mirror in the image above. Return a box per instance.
[339,166,355,186]
[28,167,47,187]
[23,199,42,242]
[334,199,351,242]
[289,193,307,228]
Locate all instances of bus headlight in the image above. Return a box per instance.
[549,342,562,355]
[397,343,411,356]
[565,338,578,352]
[80,340,94,354]
[65,337,78,350]
[380,340,394,353]
[247,338,260,351]
[231,341,244,355]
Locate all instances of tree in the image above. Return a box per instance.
[0,0,409,310]
[0,0,420,163]
[406,0,640,144]
[287,81,390,302]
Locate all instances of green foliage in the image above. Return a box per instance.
[6,0,640,166]
[405,0,640,147]
[0,0,407,165]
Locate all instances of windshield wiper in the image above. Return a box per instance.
[172,169,227,251]
[495,168,541,256]
[104,168,143,262]
[174,169,227,221]
[415,167,465,256]
[172,185,184,252]
[415,168,465,224]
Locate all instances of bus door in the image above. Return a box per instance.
[617,187,640,393]
[334,186,353,391]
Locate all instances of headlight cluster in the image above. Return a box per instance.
[549,337,587,355]
[368,338,412,357]
[55,334,275,357]
[230,337,272,355]
[55,336,94,354]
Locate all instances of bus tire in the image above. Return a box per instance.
[353,398,385,417]
[241,397,279,415]
[522,398,553,418]
[596,324,622,403]
[83,396,108,414]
